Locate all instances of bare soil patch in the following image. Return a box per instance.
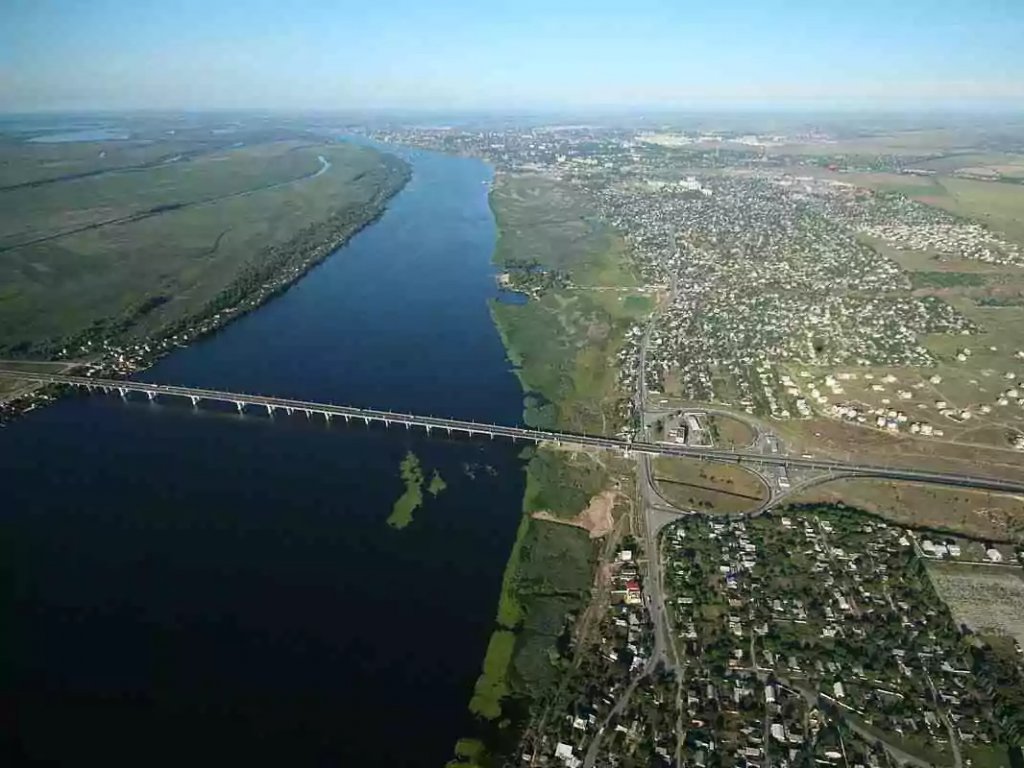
[532,489,617,539]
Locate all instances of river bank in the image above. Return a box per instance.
[0,145,526,767]
[0,149,410,424]
[452,170,650,765]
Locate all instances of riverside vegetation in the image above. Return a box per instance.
[0,123,409,363]
[452,173,652,765]
[387,451,448,529]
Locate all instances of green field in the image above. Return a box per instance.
[838,171,1024,246]
[925,176,1024,244]
[653,456,768,513]
[463,172,639,745]
[489,173,647,433]
[0,137,408,356]
[467,450,601,722]
[909,271,987,289]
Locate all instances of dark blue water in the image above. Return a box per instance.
[0,146,525,766]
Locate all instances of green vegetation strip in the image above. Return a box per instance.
[910,271,986,289]
[468,631,516,719]
[387,451,425,529]
[460,172,633,753]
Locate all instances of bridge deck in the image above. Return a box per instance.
[4,369,1024,495]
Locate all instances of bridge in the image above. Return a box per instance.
[6,369,1024,496]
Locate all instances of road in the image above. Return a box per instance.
[7,369,1024,496]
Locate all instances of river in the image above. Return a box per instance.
[0,145,525,766]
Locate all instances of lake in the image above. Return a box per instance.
[0,144,525,766]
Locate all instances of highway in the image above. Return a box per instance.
[5,368,1024,495]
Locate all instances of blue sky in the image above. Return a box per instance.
[2,0,1022,111]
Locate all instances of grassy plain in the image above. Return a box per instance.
[653,457,767,513]
[468,507,597,720]
[927,561,1024,644]
[0,137,198,189]
[0,138,407,355]
[768,130,972,157]
[916,152,1024,178]
[820,169,1024,246]
[469,174,643,730]
[708,413,757,448]
[489,173,647,434]
[791,478,1024,542]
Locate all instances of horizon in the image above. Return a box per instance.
[3,0,1023,113]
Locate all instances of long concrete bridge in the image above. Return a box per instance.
[6,369,1024,496]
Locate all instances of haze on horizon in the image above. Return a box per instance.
[2,0,1023,114]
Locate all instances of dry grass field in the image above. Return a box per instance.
[927,561,1024,643]
[792,478,1024,541]
[653,457,767,513]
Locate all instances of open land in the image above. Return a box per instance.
[792,478,1024,542]
[927,561,1024,644]
[453,170,647,758]
[383,119,1024,767]
[0,122,409,368]
[652,457,768,514]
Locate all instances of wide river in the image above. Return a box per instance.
[0,145,526,765]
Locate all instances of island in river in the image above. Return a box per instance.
[389,451,426,529]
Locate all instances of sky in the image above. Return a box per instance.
[2,0,1023,112]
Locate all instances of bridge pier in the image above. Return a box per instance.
[265,403,274,416]
[363,416,369,425]
[190,395,199,407]
[343,414,350,423]
[235,401,245,413]
[305,409,311,418]
[285,407,293,416]
[146,391,156,402]
[325,412,332,423]
[118,387,127,399]
[425,424,431,434]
